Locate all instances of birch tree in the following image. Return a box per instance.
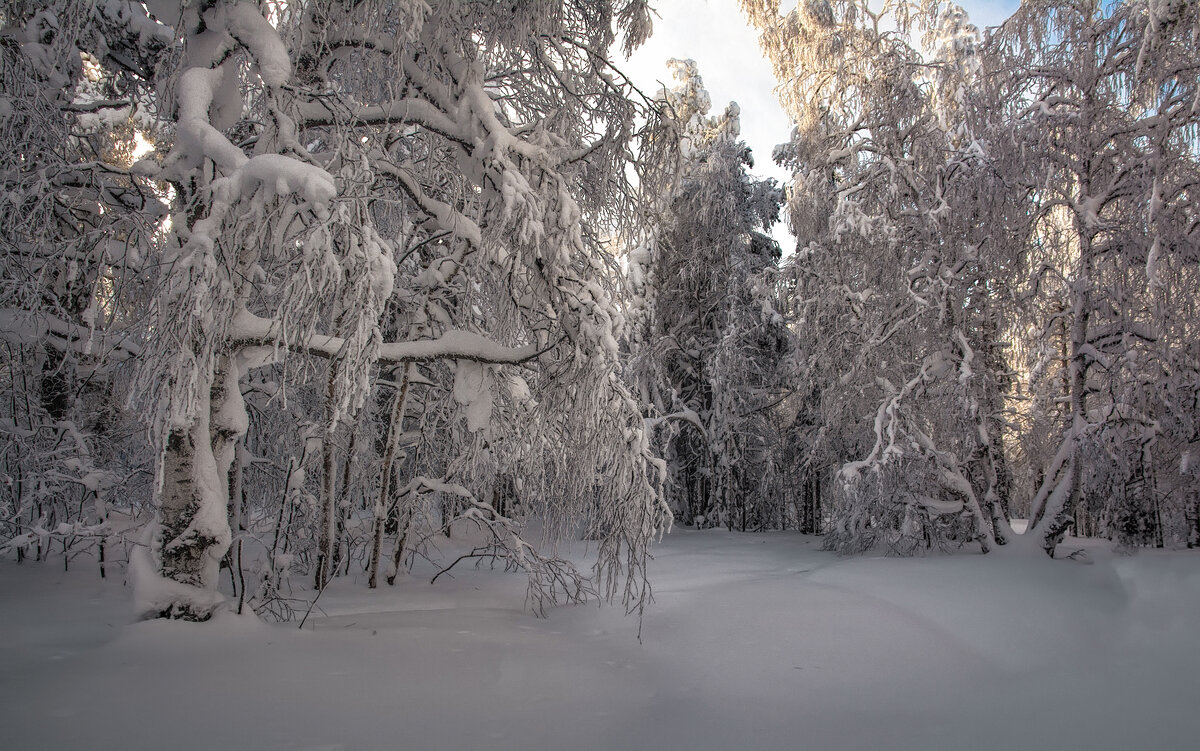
[987,0,1200,554]
[742,0,1013,553]
[0,0,674,620]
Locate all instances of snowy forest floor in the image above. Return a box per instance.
[2,530,1199,750]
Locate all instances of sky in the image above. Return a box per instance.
[620,0,1021,247]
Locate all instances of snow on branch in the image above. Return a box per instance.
[230,311,544,366]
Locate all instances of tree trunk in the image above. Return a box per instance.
[333,425,358,577]
[1042,239,1092,555]
[151,354,244,620]
[315,368,340,590]
[386,503,415,586]
[369,365,412,588]
[1186,484,1200,549]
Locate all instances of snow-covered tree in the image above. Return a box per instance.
[628,60,788,530]
[986,0,1200,554]
[2,1,674,620]
[0,3,167,571]
[741,0,1199,556]
[742,0,1014,553]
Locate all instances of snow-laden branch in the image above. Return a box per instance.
[643,408,708,442]
[295,98,469,147]
[230,310,543,366]
[0,308,141,361]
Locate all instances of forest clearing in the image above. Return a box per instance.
[4,529,1198,750]
[2,0,1198,747]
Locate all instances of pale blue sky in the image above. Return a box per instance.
[623,0,1021,243]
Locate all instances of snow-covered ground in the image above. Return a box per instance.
[2,530,1199,750]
